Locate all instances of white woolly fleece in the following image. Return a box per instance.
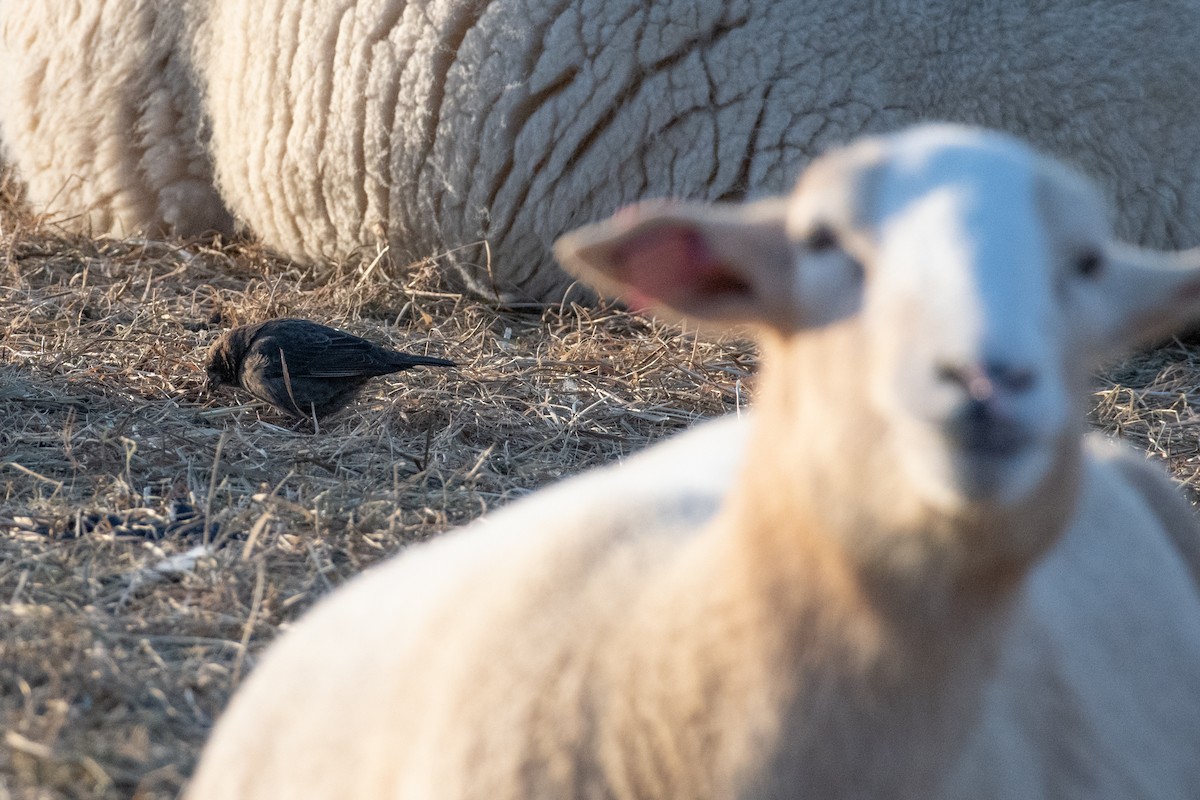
[5,1,1200,301]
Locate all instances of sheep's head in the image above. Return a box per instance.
[783,127,1110,510]
[555,125,1200,515]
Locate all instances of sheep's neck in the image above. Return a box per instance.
[725,444,1078,633]
[698,351,1081,797]
[730,333,1082,636]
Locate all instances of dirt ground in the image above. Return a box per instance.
[1,164,1198,799]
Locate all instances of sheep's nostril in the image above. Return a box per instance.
[985,361,1037,394]
[937,363,995,402]
[936,363,967,387]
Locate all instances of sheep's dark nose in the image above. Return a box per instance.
[936,360,1037,402]
[938,360,1038,456]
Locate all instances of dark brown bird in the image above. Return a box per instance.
[205,318,456,419]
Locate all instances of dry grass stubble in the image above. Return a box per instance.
[1,163,1198,799]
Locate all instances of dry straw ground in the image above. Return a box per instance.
[1,160,1198,799]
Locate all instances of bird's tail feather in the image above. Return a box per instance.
[389,354,457,370]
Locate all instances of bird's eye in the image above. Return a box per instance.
[804,224,839,253]
[1075,249,1103,279]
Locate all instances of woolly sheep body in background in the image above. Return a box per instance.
[0,0,232,239]
[185,126,1200,799]
[6,1,1200,301]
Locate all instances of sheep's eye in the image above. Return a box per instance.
[1075,249,1103,279]
[804,224,839,253]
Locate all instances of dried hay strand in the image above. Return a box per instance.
[0,158,1198,799]
[1093,340,1200,499]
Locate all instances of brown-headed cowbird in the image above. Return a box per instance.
[205,318,456,419]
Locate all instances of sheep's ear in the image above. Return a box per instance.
[1095,244,1200,354]
[553,198,794,326]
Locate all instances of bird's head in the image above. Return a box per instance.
[204,329,249,392]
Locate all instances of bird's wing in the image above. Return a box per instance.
[253,322,409,378]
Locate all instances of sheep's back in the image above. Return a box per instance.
[186,415,746,799]
[199,0,828,301]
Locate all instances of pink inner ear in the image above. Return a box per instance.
[613,225,743,309]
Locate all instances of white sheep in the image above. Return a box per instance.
[7,2,1200,301]
[184,125,1200,799]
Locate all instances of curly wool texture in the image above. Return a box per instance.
[6,1,1200,300]
[0,0,232,238]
